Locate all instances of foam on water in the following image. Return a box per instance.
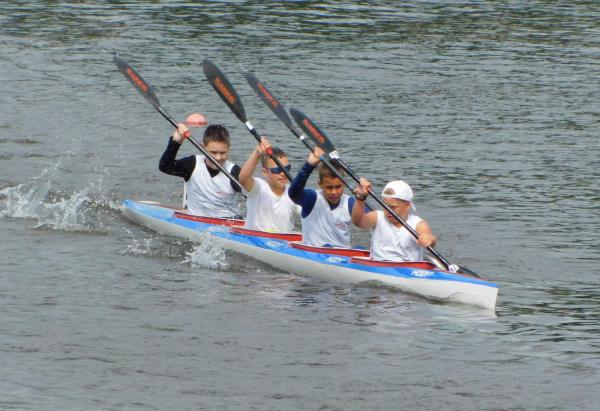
[184,237,229,270]
[0,173,52,219]
[0,166,121,233]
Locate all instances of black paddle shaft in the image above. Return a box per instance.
[202,59,294,182]
[112,56,243,191]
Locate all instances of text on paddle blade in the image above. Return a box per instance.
[214,77,236,105]
[125,68,148,93]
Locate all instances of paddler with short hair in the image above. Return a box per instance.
[158,114,243,218]
[238,137,301,232]
[352,178,437,261]
[288,147,361,247]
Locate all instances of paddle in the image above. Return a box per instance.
[113,55,242,191]
[244,71,377,210]
[289,108,478,276]
[243,76,364,190]
[243,72,314,151]
[201,59,293,182]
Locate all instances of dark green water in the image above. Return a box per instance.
[1,2,599,410]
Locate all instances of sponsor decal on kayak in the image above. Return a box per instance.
[266,240,284,248]
[327,256,344,263]
[411,270,434,278]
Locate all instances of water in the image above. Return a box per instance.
[1,1,599,409]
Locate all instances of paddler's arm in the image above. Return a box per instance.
[158,124,196,181]
[238,137,271,193]
[288,147,323,218]
[416,220,437,248]
[229,165,242,193]
[351,177,377,229]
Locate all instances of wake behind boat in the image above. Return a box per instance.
[122,200,498,310]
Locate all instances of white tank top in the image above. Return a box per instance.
[244,178,301,232]
[184,155,239,218]
[371,210,424,261]
[302,191,351,247]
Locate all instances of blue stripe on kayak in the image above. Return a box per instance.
[123,200,498,289]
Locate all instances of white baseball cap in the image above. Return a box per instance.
[382,180,416,211]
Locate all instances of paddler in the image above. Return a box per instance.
[158,115,243,218]
[288,147,361,247]
[352,178,437,261]
[238,137,301,232]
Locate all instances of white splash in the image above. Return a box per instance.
[184,237,229,269]
[0,163,103,232]
[35,189,90,231]
[0,180,51,218]
[123,231,155,256]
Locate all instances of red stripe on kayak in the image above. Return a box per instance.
[350,257,438,270]
[174,212,245,227]
[230,227,302,241]
[290,242,371,257]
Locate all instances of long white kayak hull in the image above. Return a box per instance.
[122,200,498,310]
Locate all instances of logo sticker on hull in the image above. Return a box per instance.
[266,240,283,248]
[411,270,434,278]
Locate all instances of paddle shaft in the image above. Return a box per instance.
[113,56,242,191]
[202,59,293,181]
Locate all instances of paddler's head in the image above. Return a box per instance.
[382,180,415,223]
[317,163,345,206]
[202,124,231,170]
[261,148,290,193]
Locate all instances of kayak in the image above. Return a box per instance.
[122,200,498,310]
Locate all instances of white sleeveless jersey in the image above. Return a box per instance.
[370,210,424,261]
[184,155,239,218]
[244,178,300,232]
[302,191,351,247]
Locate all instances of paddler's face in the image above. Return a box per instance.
[262,156,290,190]
[203,141,230,170]
[383,198,410,223]
[319,176,344,205]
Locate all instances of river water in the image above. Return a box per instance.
[1,1,599,410]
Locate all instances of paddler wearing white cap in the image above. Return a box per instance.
[158,113,243,218]
[352,178,437,262]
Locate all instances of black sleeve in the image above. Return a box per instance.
[158,137,196,181]
[230,164,242,192]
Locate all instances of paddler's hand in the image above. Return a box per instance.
[417,233,437,248]
[307,146,324,166]
[257,137,272,155]
[172,123,189,144]
[353,177,371,201]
